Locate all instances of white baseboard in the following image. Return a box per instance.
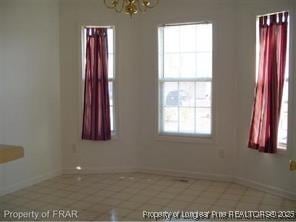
[235,176,296,200]
[144,168,296,200]
[139,167,234,182]
[0,169,62,196]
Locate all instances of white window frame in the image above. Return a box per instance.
[80,25,118,138]
[157,22,213,139]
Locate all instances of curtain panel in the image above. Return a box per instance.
[248,12,288,153]
[82,28,111,141]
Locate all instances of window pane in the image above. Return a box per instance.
[196,108,211,134]
[196,24,212,52]
[159,23,212,136]
[278,80,288,145]
[108,28,115,132]
[180,25,196,52]
[196,82,211,107]
[278,115,287,145]
[107,29,114,54]
[110,106,114,131]
[108,53,114,78]
[196,52,212,78]
[179,82,195,107]
[108,81,113,106]
[164,53,180,78]
[164,107,178,132]
[282,81,289,113]
[279,113,288,131]
[159,53,164,79]
[179,107,195,133]
[180,53,196,78]
[164,26,180,53]
[163,82,178,106]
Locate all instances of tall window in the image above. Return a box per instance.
[82,27,116,132]
[277,20,289,149]
[107,28,115,132]
[255,15,289,149]
[158,23,213,136]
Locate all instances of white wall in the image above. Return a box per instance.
[0,0,62,194]
[60,0,296,197]
[0,1,4,194]
[235,0,296,196]
[1,0,294,197]
[138,0,237,180]
[138,0,295,196]
[0,1,4,144]
[59,0,141,173]
[60,0,238,179]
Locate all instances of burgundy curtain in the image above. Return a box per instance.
[82,28,111,141]
[248,12,288,153]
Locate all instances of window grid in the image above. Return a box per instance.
[108,48,115,132]
[159,81,212,134]
[158,23,213,136]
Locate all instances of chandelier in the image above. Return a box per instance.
[103,0,159,16]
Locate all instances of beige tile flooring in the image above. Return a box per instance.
[0,173,295,221]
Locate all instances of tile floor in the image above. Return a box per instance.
[0,173,295,221]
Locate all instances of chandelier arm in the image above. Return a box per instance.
[104,0,116,9]
[103,0,158,15]
[145,0,159,8]
[137,0,144,12]
[114,0,125,13]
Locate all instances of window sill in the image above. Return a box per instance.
[157,132,213,144]
[79,131,119,143]
[277,146,287,155]
[111,132,119,140]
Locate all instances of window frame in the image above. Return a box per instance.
[80,25,118,140]
[157,22,214,140]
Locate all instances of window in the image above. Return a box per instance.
[107,28,116,132]
[82,26,116,132]
[255,15,289,149]
[158,23,213,136]
[278,20,289,149]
